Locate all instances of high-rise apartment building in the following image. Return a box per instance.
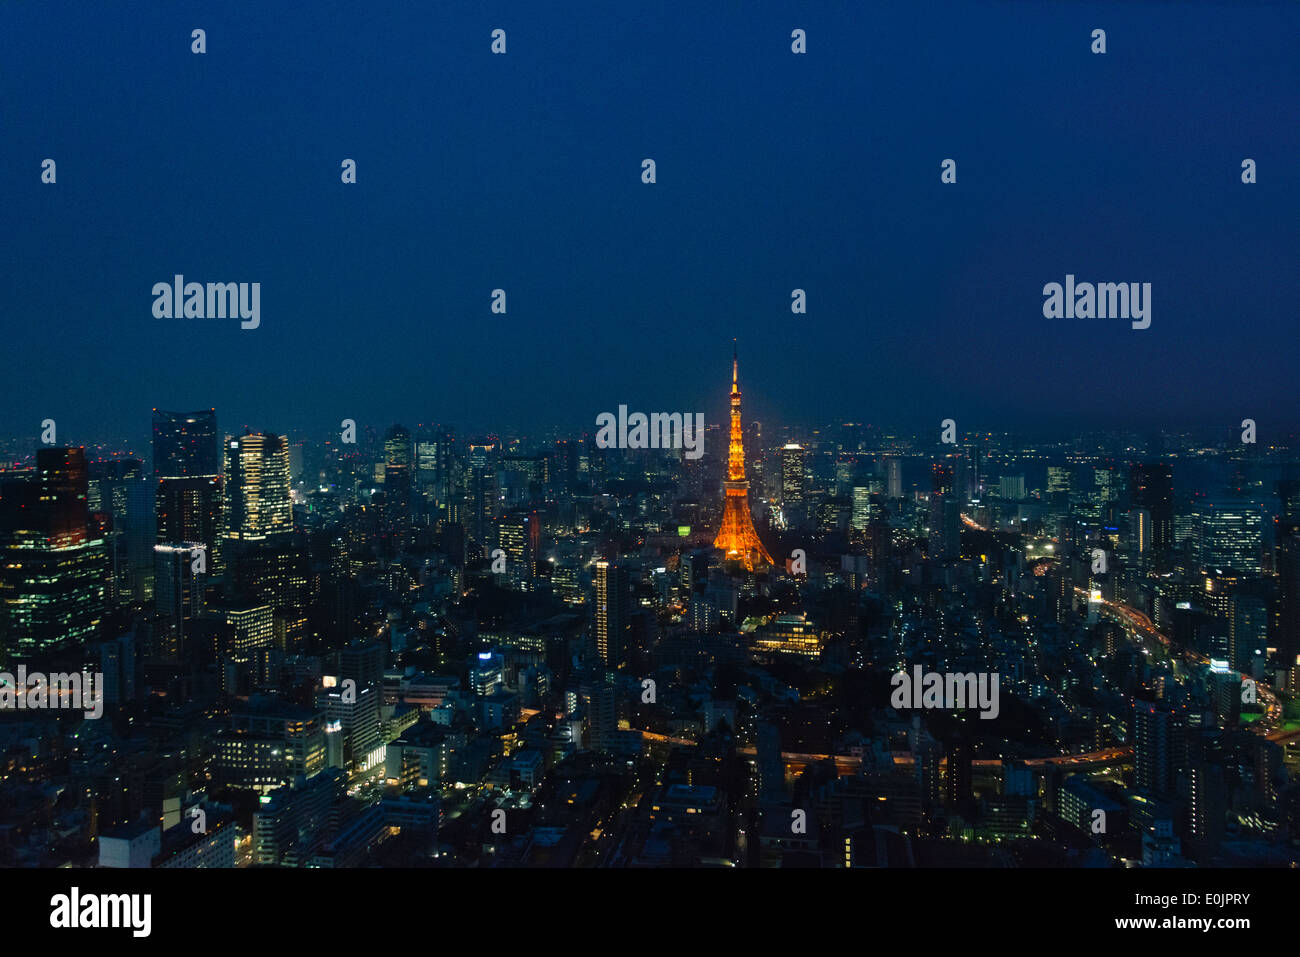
[594,560,631,669]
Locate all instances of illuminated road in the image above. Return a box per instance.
[890,747,1131,770]
[631,737,1133,776]
[1078,587,1283,731]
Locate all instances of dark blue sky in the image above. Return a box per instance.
[4,0,1297,445]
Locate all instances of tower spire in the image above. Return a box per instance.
[713,341,773,571]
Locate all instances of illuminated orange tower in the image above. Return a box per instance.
[713,342,774,571]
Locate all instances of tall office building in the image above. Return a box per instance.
[0,448,108,657]
[153,410,223,574]
[154,543,206,657]
[549,438,579,497]
[850,486,871,532]
[1229,592,1269,674]
[781,444,806,506]
[497,508,540,589]
[465,442,499,558]
[713,345,774,570]
[1198,500,1262,572]
[224,432,303,648]
[502,454,546,504]
[593,560,632,669]
[1275,480,1300,661]
[224,432,292,543]
[252,770,345,865]
[157,477,223,563]
[381,425,412,552]
[89,457,143,600]
[1045,465,1066,496]
[954,453,971,503]
[1093,466,1118,521]
[999,475,1026,500]
[928,493,961,562]
[153,409,220,477]
[38,446,89,546]
[1130,463,1174,559]
[416,426,458,519]
[1125,507,1153,561]
[415,439,437,486]
[217,602,275,689]
[885,456,903,500]
[122,477,157,600]
[931,462,954,497]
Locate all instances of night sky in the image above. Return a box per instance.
[3,0,1297,444]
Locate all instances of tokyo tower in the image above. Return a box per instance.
[713,342,774,571]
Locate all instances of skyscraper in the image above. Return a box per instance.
[38,446,89,547]
[90,457,145,600]
[224,432,303,648]
[1198,500,1262,572]
[713,344,774,571]
[416,425,458,519]
[153,409,222,573]
[218,601,275,689]
[851,486,871,532]
[497,508,540,589]
[0,448,108,656]
[781,444,805,506]
[224,432,292,543]
[1047,465,1072,498]
[157,477,223,561]
[381,425,412,551]
[1130,462,1174,559]
[885,456,903,500]
[1275,480,1300,661]
[593,560,631,669]
[465,442,499,558]
[124,476,157,600]
[153,543,206,657]
[153,409,220,478]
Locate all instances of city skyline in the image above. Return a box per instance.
[4,360,1299,464]
[2,320,1299,882]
